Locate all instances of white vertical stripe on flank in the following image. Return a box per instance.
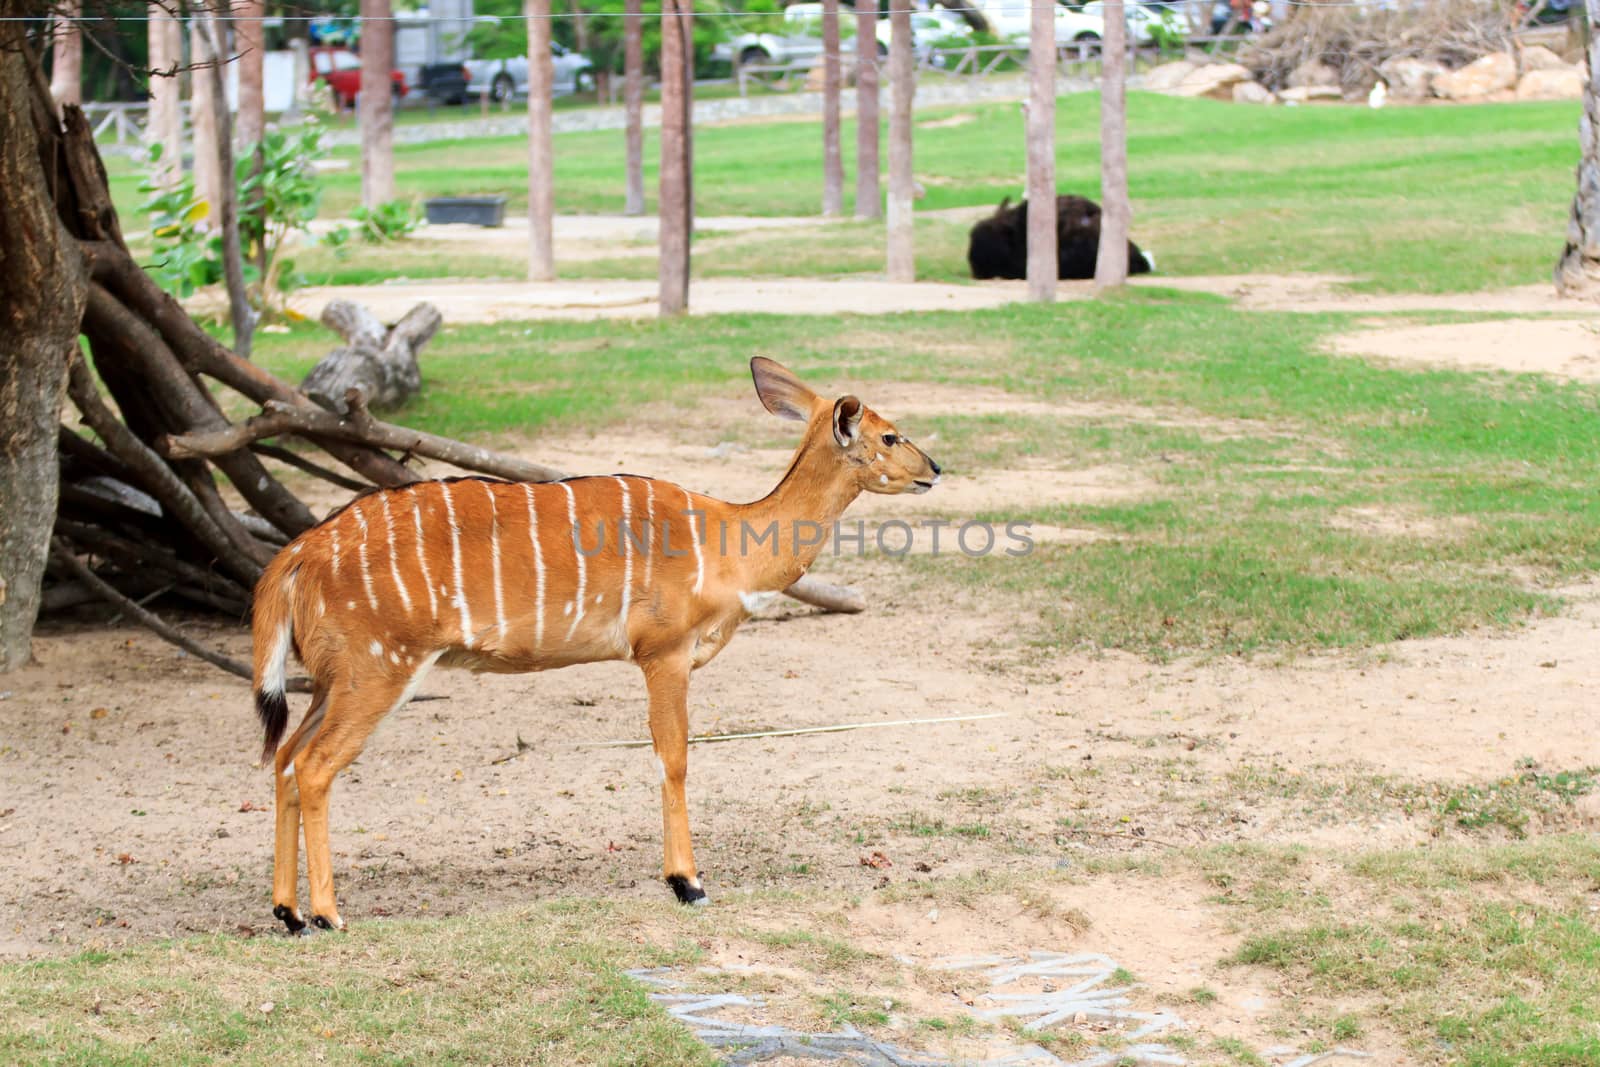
[441,481,474,647]
[682,486,704,596]
[380,493,413,613]
[614,477,633,649]
[642,479,655,592]
[522,483,547,649]
[330,524,341,577]
[353,504,379,611]
[413,487,439,619]
[487,482,507,642]
[562,481,586,641]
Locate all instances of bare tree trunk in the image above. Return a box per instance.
[147,2,183,190]
[1556,0,1600,296]
[1027,0,1057,302]
[854,0,880,220]
[1094,0,1130,290]
[658,0,691,315]
[199,6,254,358]
[821,0,843,217]
[624,0,645,216]
[236,0,264,148]
[527,0,555,280]
[0,18,89,669]
[50,0,81,107]
[359,0,396,208]
[190,19,221,226]
[885,2,915,282]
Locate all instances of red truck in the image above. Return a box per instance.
[308,47,408,110]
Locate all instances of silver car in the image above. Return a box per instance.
[466,42,595,103]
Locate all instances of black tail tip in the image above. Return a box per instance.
[256,688,289,766]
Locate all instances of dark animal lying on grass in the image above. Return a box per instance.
[967,195,1154,281]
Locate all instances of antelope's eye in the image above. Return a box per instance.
[881,434,899,447]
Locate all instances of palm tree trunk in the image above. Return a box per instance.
[1027,0,1057,302]
[854,0,881,220]
[659,0,692,314]
[1094,0,1130,290]
[624,0,645,216]
[885,2,914,282]
[822,0,843,217]
[359,0,396,208]
[528,0,555,280]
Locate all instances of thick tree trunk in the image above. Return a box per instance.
[885,3,915,282]
[1094,0,1130,290]
[822,0,844,217]
[1027,0,1057,302]
[50,0,82,107]
[854,0,881,220]
[528,0,555,281]
[1555,0,1600,296]
[624,0,645,216]
[359,0,396,208]
[147,3,182,190]
[190,20,222,226]
[199,7,255,358]
[0,21,89,670]
[236,0,265,148]
[658,0,691,315]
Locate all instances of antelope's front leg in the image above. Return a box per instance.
[641,653,705,905]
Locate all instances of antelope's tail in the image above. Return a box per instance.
[252,557,299,768]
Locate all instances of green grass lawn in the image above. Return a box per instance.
[107,93,1583,292]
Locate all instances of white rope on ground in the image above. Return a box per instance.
[575,710,1010,747]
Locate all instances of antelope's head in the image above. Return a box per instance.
[750,357,942,495]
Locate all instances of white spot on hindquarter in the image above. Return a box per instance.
[289,542,302,555]
[353,503,379,611]
[595,593,604,604]
[879,474,889,485]
[380,493,413,614]
[412,488,439,620]
[346,600,356,611]
[369,640,382,657]
[441,483,474,648]
[522,483,547,650]
[486,483,508,643]
[562,482,586,641]
[389,651,400,665]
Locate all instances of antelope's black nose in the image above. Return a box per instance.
[930,458,942,476]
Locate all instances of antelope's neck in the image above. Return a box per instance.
[731,427,861,591]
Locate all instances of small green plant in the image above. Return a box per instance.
[139,121,336,315]
[348,197,424,243]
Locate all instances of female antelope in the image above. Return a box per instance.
[253,357,940,933]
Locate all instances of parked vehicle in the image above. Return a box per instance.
[418,61,473,105]
[309,46,408,109]
[1075,0,1183,44]
[712,5,971,67]
[465,42,595,103]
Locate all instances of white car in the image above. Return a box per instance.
[465,42,595,103]
[1078,1,1183,44]
[975,0,1178,45]
[713,5,971,66]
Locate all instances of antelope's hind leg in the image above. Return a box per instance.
[294,665,417,932]
[642,653,706,906]
[271,685,328,935]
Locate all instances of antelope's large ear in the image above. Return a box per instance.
[832,396,863,448]
[750,357,817,421]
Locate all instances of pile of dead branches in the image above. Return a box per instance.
[32,65,857,684]
[1242,0,1522,92]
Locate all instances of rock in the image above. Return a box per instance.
[1516,67,1585,100]
[1172,62,1253,100]
[1278,85,1342,104]
[1519,44,1569,73]
[1143,59,1199,93]
[1379,56,1446,100]
[1432,52,1517,100]
[1232,80,1276,104]
[1287,58,1340,89]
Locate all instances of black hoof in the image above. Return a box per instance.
[312,914,337,931]
[274,904,306,935]
[666,874,708,906]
